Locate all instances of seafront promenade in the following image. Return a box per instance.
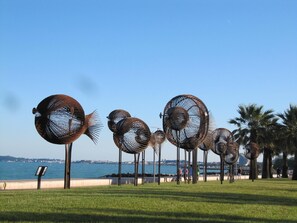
[0,175,251,190]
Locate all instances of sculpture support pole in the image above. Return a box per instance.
[177,147,180,184]
[134,153,140,186]
[220,154,224,184]
[118,150,122,186]
[203,150,208,182]
[192,149,198,184]
[251,158,254,182]
[153,148,156,183]
[228,164,231,183]
[229,164,234,183]
[142,151,145,185]
[184,149,187,184]
[176,131,181,185]
[158,144,161,185]
[188,150,191,184]
[64,143,72,189]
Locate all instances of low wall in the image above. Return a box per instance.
[0,175,251,190]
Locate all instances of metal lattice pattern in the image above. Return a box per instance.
[107,109,131,133]
[113,117,151,154]
[153,130,166,145]
[151,130,166,154]
[149,134,156,148]
[211,128,233,155]
[244,142,260,160]
[162,94,209,150]
[33,94,101,144]
[225,141,239,165]
[198,132,214,151]
[211,128,239,164]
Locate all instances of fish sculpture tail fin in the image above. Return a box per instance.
[84,110,102,144]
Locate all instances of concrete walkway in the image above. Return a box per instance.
[0,175,251,190]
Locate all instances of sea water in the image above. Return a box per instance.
[0,161,178,180]
[0,161,223,180]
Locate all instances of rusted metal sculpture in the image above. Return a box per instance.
[161,94,209,184]
[33,94,102,189]
[107,109,131,134]
[108,112,151,186]
[113,117,151,154]
[244,142,260,182]
[149,134,157,183]
[107,109,131,186]
[141,130,165,185]
[180,137,200,184]
[211,128,234,184]
[199,132,214,182]
[225,141,239,183]
[151,130,166,185]
[225,141,239,164]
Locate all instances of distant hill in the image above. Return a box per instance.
[0,156,236,166]
[0,156,113,164]
[0,156,27,162]
[0,155,63,163]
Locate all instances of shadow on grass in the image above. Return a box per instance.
[91,187,297,207]
[1,181,296,222]
[0,210,296,223]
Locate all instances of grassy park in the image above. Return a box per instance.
[0,179,296,222]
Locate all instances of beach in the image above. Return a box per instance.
[0,175,251,190]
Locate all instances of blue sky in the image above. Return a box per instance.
[0,0,296,162]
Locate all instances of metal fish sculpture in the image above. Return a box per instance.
[244,142,260,160]
[107,109,131,134]
[161,94,209,185]
[32,94,101,144]
[32,94,102,189]
[225,141,239,165]
[211,128,235,184]
[113,117,151,154]
[244,142,260,182]
[108,114,151,186]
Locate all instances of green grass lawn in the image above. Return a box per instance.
[0,179,297,222]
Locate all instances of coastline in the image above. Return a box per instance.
[0,175,251,190]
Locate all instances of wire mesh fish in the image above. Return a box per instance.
[211,128,234,155]
[153,130,166,145]
[162,94,209,150]
[244,142,260,160]
[107,109,131,133]
[225,141,239,165]
[32,94,102,145]
[113,117,151,154]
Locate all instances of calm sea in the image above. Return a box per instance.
[0,161,180,180]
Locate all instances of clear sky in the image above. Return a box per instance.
[0,0,296,162]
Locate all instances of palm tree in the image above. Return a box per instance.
[229,104,276,180]
[277,105,297,180]
[272,123,294,178]
[256,109,278,179]
[258,118,279,178]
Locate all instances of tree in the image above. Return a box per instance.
[259,119,279,179]
[273,156,295,171]
[277,105,297,180]
[229,104,276,179]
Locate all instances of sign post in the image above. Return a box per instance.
[35,166,48,190]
